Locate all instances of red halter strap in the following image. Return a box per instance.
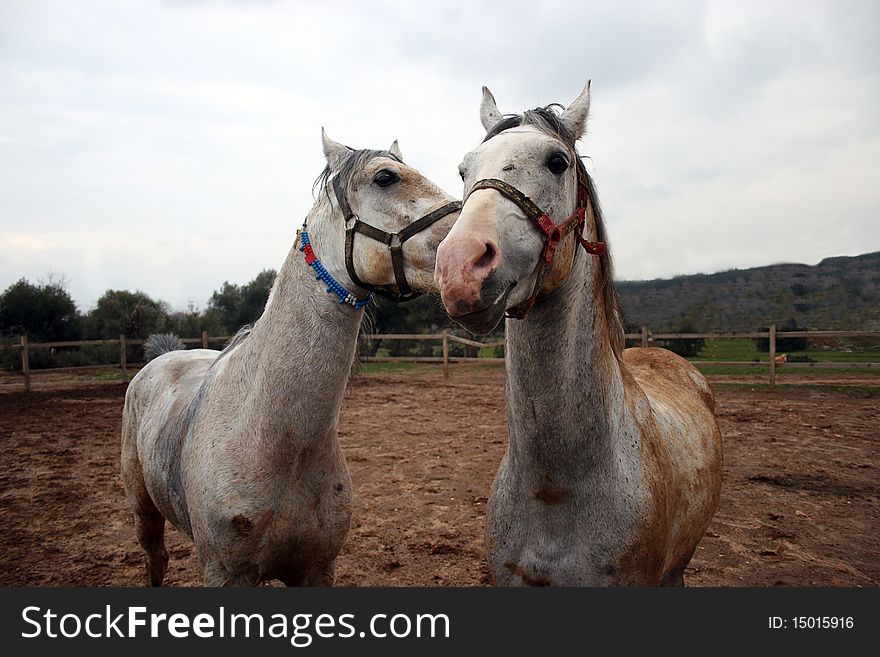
[465,170,605,319]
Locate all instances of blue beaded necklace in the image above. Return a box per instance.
[299,224,372,309]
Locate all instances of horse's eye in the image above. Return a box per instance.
[546,153,569,175]
[374,170,399,188]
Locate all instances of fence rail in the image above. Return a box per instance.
[2,326,878,391]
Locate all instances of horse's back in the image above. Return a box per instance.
[622,347,723,577]
[124,349,219,432]
[128,349,218,392]
[623,347,715,413]
[622,346,722,478]
[122,349,220,533]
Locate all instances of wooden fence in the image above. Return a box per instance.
[1,326,878,391]
[0,330,505,390]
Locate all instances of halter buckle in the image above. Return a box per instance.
[539,215,565,264]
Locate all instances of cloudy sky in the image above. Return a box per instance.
[1,0,878,311]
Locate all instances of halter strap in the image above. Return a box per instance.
[334,175,461,301]
[468,178,546,223]
[466,165,605,319]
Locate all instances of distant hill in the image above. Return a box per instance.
[616,251,880,332]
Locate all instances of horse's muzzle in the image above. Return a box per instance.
[435,232,501,315]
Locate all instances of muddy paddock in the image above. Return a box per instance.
[0,366,877,586]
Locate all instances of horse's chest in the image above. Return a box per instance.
[487,463,651,585]
[255,487,351,577]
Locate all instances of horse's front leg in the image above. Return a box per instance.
[199,550,261,587]
[282,560,336,587]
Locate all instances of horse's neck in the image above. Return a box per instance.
[505,253,628,476]
[218,200,364,451]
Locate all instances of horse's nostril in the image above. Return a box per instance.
[475,241,497,270]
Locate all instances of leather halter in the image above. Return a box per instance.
[466,162,606,319]
[333,175,461,301]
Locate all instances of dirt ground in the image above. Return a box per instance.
[0,366,877,587]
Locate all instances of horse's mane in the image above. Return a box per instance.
[212,324,252,367]
[483,106,625,357]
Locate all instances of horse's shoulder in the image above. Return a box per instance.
[622,345,689,369]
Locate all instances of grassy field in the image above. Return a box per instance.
[357,361,421,374]
[692,338,880,363]
[696,365,880,377]
[692,339,763,362]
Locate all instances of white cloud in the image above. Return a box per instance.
[2,232,60,252]
[1,0,878,310]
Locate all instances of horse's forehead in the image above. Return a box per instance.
[361,156,405,174]
[502,125,546,136]
[470,127,561,164]
[491,126,554,147]
[356,156,439,199]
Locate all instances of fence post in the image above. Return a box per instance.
[202,330,209,349]
[20,335,31,392]
[768,323,776,388]
[119,334,128,383]
[442,329,450,382]
[641,325,649,348]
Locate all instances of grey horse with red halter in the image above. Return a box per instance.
[435,83,722,587]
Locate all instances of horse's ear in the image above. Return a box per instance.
[560,80,591,140]
[480,86,503,132]
[321,127,350,170]
[389,139,403,160]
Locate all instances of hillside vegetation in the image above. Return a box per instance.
[617,252,880,332]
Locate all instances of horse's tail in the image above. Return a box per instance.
[143,333,186,362]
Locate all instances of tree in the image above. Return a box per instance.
[208,269,277,333]
[86,289,170,339]
[165,301,225,339]
[0,277,82,370]
[0,278,80,341]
